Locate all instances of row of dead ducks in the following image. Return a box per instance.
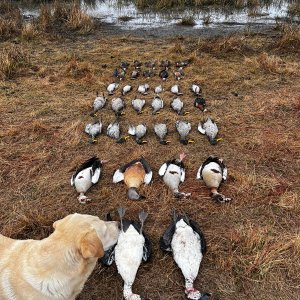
[85,119,220,145]
[114,59,191,81]
[71,155,231,299]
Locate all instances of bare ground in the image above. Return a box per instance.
[0,28,300,300]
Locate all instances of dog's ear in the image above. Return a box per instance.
[80,229,104,259]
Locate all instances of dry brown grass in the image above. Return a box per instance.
[275,24,300,51]
[0,30,299,300]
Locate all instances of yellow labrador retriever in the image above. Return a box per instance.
[0,213,119,300]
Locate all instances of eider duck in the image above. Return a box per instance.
[176,120,194,145]
[128,124,147,144]
[132,97,146,114]
[134,60,142,69]
[131,70,140,80]
[174,68,184,80]
[114,68,125,81]
[111,97,125,116]
[194,96,207,112]
[145,61,156,69]
[171,84,183,96]
[107,82,119,95]
[158,153,191,198]
[196,156,231,203]
[143,69,154,78]
[171,97,189,115]
[120,61,130,71]
[85,118,102,143]
[101,208,151,300]
[113,157,152,200]
[160,210,210,300]
[91,92,107,116]
[154,123,169,145]
[160,60,171,68]
[107,120,129,144]
[122,85,132,96]
[154,85,163,94]
[151,95,164,114]
[198,118,219,145]
[159,68,169,80]
[71,156,101,203]
[175,60,191,68]
[191,84,202,95]
[138,84,149,95]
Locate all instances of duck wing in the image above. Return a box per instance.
[158,162,169,176]
[160,221,176,252]
[143,233,152,262]
[100,245,116,266]
[112,159,141,183]
[140,157,152,184]
[189,219,207,254]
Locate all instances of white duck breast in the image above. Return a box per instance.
[128,124,147,144]
[155,85,163,93]
[112,98,125,115]
[123,85,132,95]
[151,96,164,114]
[159,163,183,193]
[198,162,223,188]
[198,118,218,145]
[138,84,149,95]
[93,94,106,112]
[85,120,102,141]
[154,123,168,144]
[71,156,101,203]
[176,121,193,144]
[107,83,119,95]
[107,121,120,140]
[132,98,146,114]
[191,84,201,95]
[171,97,184,114]
[171,85,183,95]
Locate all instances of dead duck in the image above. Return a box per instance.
[85,118,102,143]
[151,95,164,115]
[91,92,107,116]
[160,60,171,68]
[160,211,210,300]
[107,82,119,95]
[134,60,142,69]
[112,97,125,116]
[158,153,191,198]
[176,120,194,145]
[191,84,202,95]
[128,124,147,144]
[198,117,219,145]
[120,61,130,71]
[196,156,231,203]
[132,97,146,114]
[114,68,126,81]
[113,157,152,200]
[175,60,191,68]
[101,208,151,300]
[171,97,189,115]
[159,68,169,80]
[194,96,207,112]
[154,84,163,94]
[138,84,149,95]
[174,68,184,80]
[122,85,132,96]
[107,120,129,144]
[131,70,140,80]
[143,69,154,78]
[71,156,102,204]
[154,123,169,145]
[145,61,156,69]
[171,84,183,96]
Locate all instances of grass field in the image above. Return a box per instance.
[1,2,300,299]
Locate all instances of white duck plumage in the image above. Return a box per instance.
[171,97,185,115]
[122,85,132,96]
[151,95,164,114]
[101,208,151,300]
[111,97,125,116]
[107,83,119,95]
[176,120,194,145]
[171,85,183,95]
[191,84,202,95]
[198,118,219,145]
[158,153,190,198]
[132,98,146,114]
[85,119,102,143]
[154,85,163,94]
[154,123,169,145]
[107,120,128,143]
[137,84,149,95]
[92,92,107,115]
[70,156,101,203]
[196,156,231,203]
[160,211,210,300]
[128,124,147,144]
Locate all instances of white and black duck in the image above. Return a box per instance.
[171,84,183,96]
[101,208,151,300]
[134,60,142,69]
[112,97,125,116]
[151,95,164,114]
[138,84,149,95]
[122,85,132,96]
[131,70,140,80]
[154,85,163,94]
[120,61,130,71]
[159,68,169,80]
[160,211,210,300]
[107,120,129,144]
[198,117,219,145]
[154,123,169,145]
[128,124,147,144]
[196,156,231,203]
[191,84,202,95]
[107,82,119,95]
[91,92,107,116]
[70,156,101,204]
[194,96,207,112]
[171,97,189,115]
[145,61,156,69]
[113,157,152,200]
[158,153,191,198]
[85,118,102,143]
[132,97,146,114]
[176,120,194,145]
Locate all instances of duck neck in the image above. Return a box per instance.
[123,283,133,300]
[185,277,195,291]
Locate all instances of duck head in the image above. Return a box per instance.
[128,187,145,200]
[208,137,217,145]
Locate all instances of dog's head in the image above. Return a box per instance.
[53,213,119,259]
